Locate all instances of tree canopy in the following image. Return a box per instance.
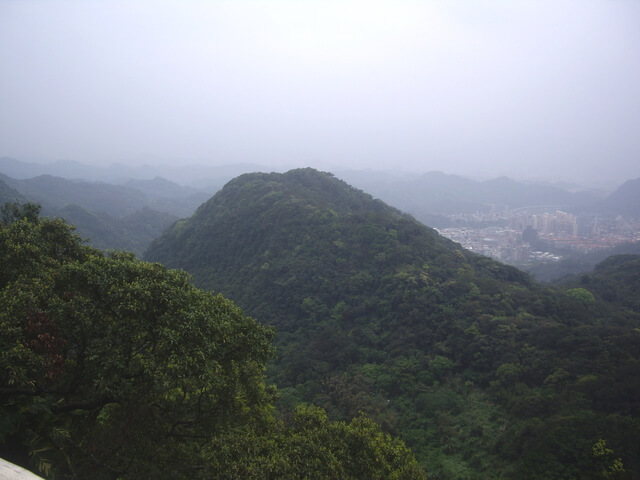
[0,203,425,479]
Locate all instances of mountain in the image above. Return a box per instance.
[0,178,26,205]
[0,157,55,179]
[336,170,600,219]
[0,156,271,186]
[2,174,149,217]
[123,177,212,218]
[525,241,640,283]
[478,176,588,208]
[598,177,640,217]
[124,176,205,200]
[145,168,640,478]
[0,173,179,255]
[145,168,529,322]
[44,204,178,257]
[574,254,640,311]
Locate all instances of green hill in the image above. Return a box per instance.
[146,168,640,478]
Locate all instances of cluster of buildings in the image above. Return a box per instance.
[437,210,640,265]
[510,210,578,237]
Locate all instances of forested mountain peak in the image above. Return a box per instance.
[145,167,529,321]
[197,167,393,216]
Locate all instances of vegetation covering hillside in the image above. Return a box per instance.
[0,178,26,205]
[570,254,640,312]
[146,168,640,479]
[0,173,194,255]
[0,202,425,479]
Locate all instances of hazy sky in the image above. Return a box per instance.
[1,0,639,183]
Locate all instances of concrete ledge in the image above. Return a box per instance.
[0,458,44,480]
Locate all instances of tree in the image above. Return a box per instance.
[0,206,426,479]
[0,209,275,478]
[204,405,427,479]
[565,288,596,306]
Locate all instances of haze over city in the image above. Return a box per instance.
[2,0,639,185]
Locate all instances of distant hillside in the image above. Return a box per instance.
[43,204,177,257]
[0,173,179,255]
[0,178,26,205]
[146,168,640,478]
[478,176,594,208]
[525,241,640,283]
[124,176,205,199]
[597,177,640,217]
[0,156,269,186]
[3,175,149,217]
[123,177,211,217]
[574,254,640,311]
[337,170,600,218]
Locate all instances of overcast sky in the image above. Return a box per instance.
[1,0,639,184]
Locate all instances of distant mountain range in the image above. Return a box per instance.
[2,156,638,219]
[0,172,190,255]
[0,156,269,188]
[0,173,149,217]
[1,157,638,258]
[335,170,617,221]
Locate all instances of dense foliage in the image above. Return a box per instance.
[146,168,640,479]
[569,254,640,312]
[0,203,425,479]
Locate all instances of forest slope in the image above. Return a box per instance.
[146,168,640,479]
